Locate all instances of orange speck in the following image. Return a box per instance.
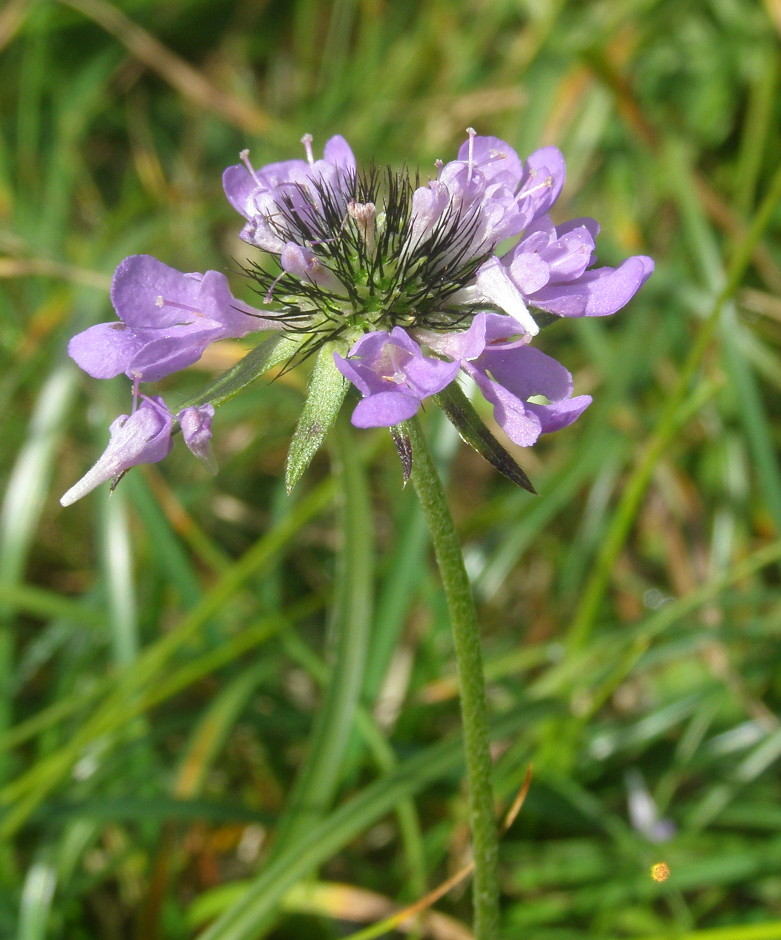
[651,861,670,882]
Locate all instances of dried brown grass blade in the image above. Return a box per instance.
[57,0,268,134]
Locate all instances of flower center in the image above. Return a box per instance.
[245,164,493,356]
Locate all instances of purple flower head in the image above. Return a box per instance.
[334,328,460,427]
[68,255,276,383]
[62,126,653,502]
[60,396,174,506]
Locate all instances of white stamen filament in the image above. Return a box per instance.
[155,296,203,317]
[301,133,314,166]
[239,149,263,187]
[465,126,476,183]
[517,175,554,204]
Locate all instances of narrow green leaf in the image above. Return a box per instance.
[435,382,535,493]
[285,343,349,493]
[176,332,299,410]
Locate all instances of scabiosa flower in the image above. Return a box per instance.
[61,128,653,504]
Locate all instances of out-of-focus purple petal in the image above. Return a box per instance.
[530,255,655,317]
[60,397,173,506]
[322,135,356,171]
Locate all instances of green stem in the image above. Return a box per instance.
[405,416,500,940]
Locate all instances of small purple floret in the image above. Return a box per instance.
[179,403,217,473]
[60,396,174,506]
[420,313,591,447]
[334,328,460,427]
[504,216,654,317]
[68,255,276,383]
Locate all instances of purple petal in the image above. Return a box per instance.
[351,390,421,427]
[530,255,654,317]
[222,164,257,220]
[471,371,544,447]
[403,356,460,396]
[544,226,597,281]
[322,135,356,171]
[477,344,573,403]
[333,351,374,396]
[126,324,224,382]
[525,395,592,433]
[257,157,309,189]
[417,313,489,362]
[458,135,523,189]
[509,251,550,295]
[68,322,145,379]
[110,255,204,329]
[522,146,566,215]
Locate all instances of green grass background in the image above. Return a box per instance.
[2,0,781,937]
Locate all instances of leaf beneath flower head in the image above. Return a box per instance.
[176,332,300,410]
[285,343,349,493]
[435,382,536,493]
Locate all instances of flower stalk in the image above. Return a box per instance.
[405,415,500,940]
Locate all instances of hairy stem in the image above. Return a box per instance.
[405,416,500,940]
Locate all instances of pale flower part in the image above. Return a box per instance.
[450,257,539,337]
[179,403,217,473]
[60,397,173,506]
[626,769,676,843]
